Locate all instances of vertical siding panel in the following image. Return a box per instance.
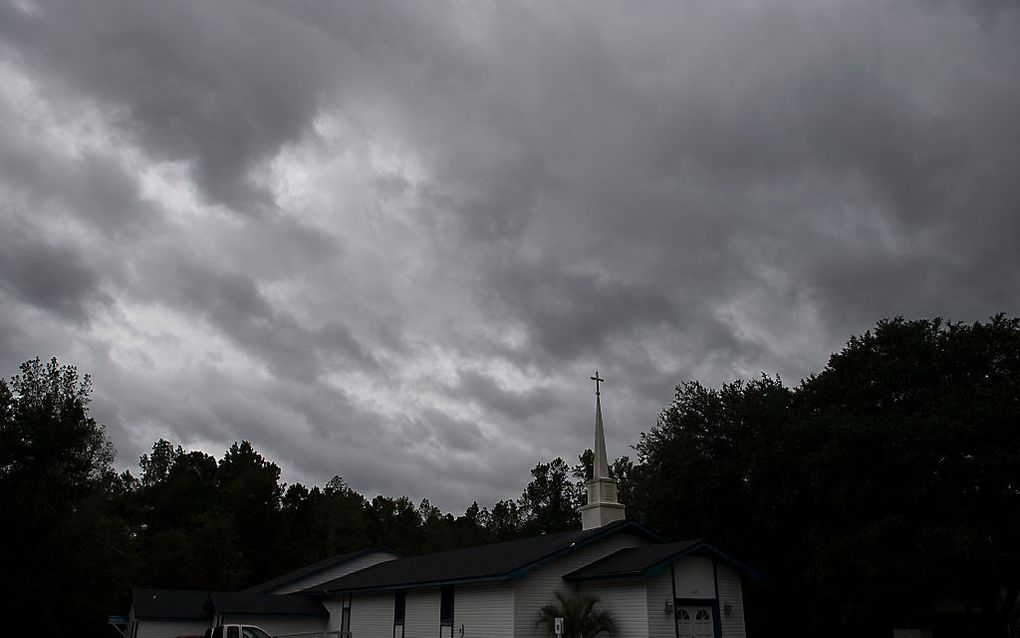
[646,570,675,638]
[404,588,440,638]
[513,532,651,638]
[578,580,648,638]
[275,552,401,594]
[455,583,514,638]
[716,565,746,638]
[347,592,395,638]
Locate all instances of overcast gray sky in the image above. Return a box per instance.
[1,0,1018,513]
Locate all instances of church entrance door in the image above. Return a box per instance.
[676,605,715,638]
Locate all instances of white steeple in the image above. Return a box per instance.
[580,370,626,530]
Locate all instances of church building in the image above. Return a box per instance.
[121,374,757,638]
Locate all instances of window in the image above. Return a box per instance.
[242,629,271,638]
[226,628,240,638]
[440,585,455,632]
[393,590,406,638]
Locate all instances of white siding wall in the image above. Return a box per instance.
[404,588,440,638]
[455,583,514,638]
[578,580,648,638]
[513,532,650,638]
[673,557,715,600]
[646,569,675,638]
[220,615,325,637]
[274,552,402,594]
[715,565,746,638]
[134,619,211,638]
[341,591,393,638]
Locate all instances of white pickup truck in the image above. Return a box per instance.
[202,625,272,638]
[195,624,342,638]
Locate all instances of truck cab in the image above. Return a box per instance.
[204,625,273,638]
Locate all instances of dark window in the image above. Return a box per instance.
[227,628,240,638]
[440,585,454,626]
[394,589,406,638]
[341,594,352,634]
[394,590,406,624]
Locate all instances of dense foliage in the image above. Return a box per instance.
[536,591,616,638]
[1,315,1017,637]
[631,315,1020,637]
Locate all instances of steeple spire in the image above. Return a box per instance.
[580,370,626,530]
[591,371,610,480]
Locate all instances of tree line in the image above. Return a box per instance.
[1,315,1018,637]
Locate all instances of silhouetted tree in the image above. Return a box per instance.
[0,357,134,637]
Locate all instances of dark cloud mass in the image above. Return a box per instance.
[1,0,1018,512]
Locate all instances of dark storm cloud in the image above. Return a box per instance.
[138,260,378,382]
[448,370,559,422]
[1,0,1018,512]
[489,264,678,361]
[0,0,337,211]
[0,219,109,322]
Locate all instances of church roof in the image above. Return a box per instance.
[306,520,663,593]
[243,545,401,594]
[562,540,762,581]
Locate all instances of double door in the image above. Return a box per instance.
[676,604,715,638]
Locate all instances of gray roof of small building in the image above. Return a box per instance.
[562,540,761,581]
[244,546,401,594]
[306,520,663,594]
[207,592,327,617]
[131,588,327,620]
[131,589,210,620]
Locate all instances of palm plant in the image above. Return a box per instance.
[536,590,617,638]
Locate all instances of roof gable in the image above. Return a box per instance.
[243,546,402,594]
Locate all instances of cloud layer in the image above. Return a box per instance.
[2,0,1018,512]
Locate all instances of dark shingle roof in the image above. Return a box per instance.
[563,540,761,581]
[307,520,662,593]
[207,592,327,617]
[244,546,401,594]
[131,589,210,620]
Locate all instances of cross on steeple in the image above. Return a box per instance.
[590,370,604,396]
